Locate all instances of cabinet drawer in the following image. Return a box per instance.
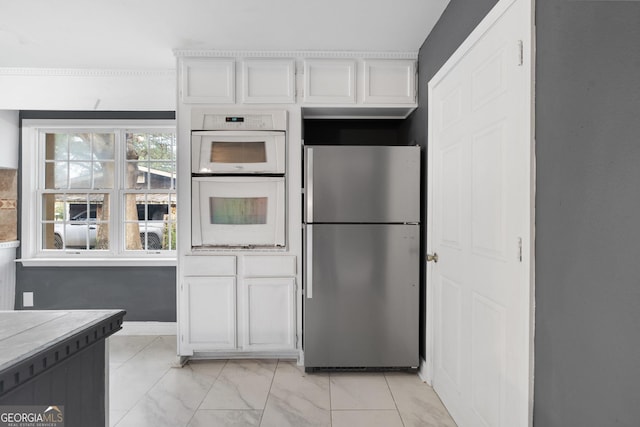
[242,256,296,277]
[183,256,236,276]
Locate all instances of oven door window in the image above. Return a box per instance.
[209,197,267,224]
[210,141,267,164]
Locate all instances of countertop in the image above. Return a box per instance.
[0,309,125,395]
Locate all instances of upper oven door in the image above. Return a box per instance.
[192,131,285,174]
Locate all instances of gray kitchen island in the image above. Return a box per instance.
[0,309,125,427]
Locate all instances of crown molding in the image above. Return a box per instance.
[0,68,176,77]
[173,50,418,60]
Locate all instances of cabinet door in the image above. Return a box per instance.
[240,277,295,350]
[181,58,235,104]
[303,59,356,104]
[184,277,236,350]
[362,59,416,104]
[242,59,295,104]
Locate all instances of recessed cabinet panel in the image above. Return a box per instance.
[242,255,296,277]
[242,59,295,104]
[181,59,235,104]
[242,277,295,349]
[186,277,236,348]
[363,60,416,104]
[303,60,356,104]
[183,255,236,276]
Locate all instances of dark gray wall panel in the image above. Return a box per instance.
[15,266,176,321]
[534,1,640,425]
[405,0,499,359]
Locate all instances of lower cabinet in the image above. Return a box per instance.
[240,277,296,350]
[180,255,297,356]
[184,276,236,350]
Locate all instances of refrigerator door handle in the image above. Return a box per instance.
[306,225,313,299]
[306,147,314,223]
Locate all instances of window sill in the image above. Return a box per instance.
[17,257,177,267]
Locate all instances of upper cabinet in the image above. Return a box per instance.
[303,58,416,106]
[362,60,416,104]
[242,59,295,104]
[181,58,235,104]
[303,59,356,104]
[175,51,418,117]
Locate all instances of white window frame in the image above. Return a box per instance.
[20,119,177,267]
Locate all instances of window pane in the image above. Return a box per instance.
[92,133,115,161]
[93,160,115,189]
[124,193,176,251]
[68,134,92,160]
[45,134,68,161]
[42,193,109,250]
[44,161,68,189]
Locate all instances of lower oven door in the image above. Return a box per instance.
[192,176,285,248]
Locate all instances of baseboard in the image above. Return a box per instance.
[118,321,176,336]
[418,356,432,385]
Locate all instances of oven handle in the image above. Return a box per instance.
[306,147,314,223]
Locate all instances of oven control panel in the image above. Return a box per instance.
[192,109,287,131]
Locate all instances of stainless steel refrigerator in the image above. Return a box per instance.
[303,145,421,370]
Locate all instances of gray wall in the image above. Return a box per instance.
[407,0,640,425]
[15,265,176,321]
[534,1,640,425]
[16,111,176,322]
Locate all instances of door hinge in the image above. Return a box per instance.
[517,237,523,262]
[517,40,524,66]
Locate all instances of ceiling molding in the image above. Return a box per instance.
[0,68,176,77]
[172,50,418,60]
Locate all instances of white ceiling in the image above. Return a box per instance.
[0,0,450,70]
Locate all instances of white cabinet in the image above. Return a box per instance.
[180,58,235,104]
[303,59,356,104]
[242,59,295,104]
[363,60,416,104]
[241,277,295,350]
[301,57,417,109]
[180,255,297,356]
[184,276,236,350]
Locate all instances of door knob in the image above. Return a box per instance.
[427,252,439,263]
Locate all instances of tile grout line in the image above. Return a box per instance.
[384,373,406,427]
[258,358,279,426]
[112,336,175,427]
[328,371,333,427]
[111,335,161,427]
[187,358,230,427]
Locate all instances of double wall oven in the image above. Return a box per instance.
[191,110,287,248]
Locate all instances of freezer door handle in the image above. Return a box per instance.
[306,147,314,223]
[306,226,313,299]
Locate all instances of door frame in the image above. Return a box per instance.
[421,0,535,424]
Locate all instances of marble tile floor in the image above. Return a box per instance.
[108,335,457,427]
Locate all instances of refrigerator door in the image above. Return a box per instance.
[305,145,420,224]
[304,224,420,368]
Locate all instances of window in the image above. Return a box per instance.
[21,119,176,265]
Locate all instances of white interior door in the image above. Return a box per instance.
[426,0,533,426]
